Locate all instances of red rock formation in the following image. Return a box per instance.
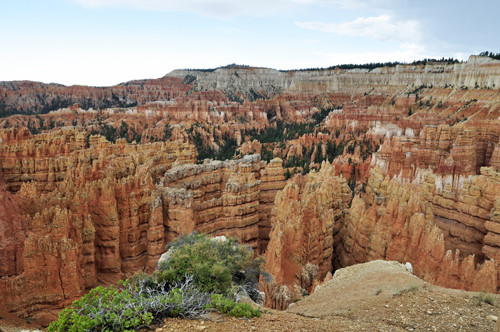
[238,140,262,156]
[336,166,500,293]
[265,161,351,291]
[160,155,284,253]
[2,55,500,320]
[258,158,285,252]
[0,127,196,192]
[0,128,197,322]
[371,121,500,183]
[0,138,29,314]
[0,77,192,116]
[263,161,500,309]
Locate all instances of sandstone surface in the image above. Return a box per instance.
[0,128,198,321]
[336,166,500,293]
[2,55,500,324]
[159,155,284,252]
[264,161,351,308]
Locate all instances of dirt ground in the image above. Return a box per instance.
[287,260,499,331]
[155,261,500,331]
[1,260,499,332]
[0,308,44,332]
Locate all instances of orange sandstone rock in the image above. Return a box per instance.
[338,166,500,294]
[265,161,351,289]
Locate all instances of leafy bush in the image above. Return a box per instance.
[48,280,151,332]
[157,232,266,295]
[48,276,211,332]
[204,294,261,319]
[228,303,261,319]
[49,232,266,331]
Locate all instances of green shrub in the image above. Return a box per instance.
[48,280,153,332]
[49,232,266,331]
[204,294,261,319]
[48,277,211,332]
[157,232,266,294]
[228,303,261,319]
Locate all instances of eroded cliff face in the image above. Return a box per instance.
[2,56,499,121]
[0,77,192,116]
[159,155,284,253]
[0,128,285,321]
[369,121,500,184]
[168,56,500,99]
[0,128,197,321]
[262,161,500,309]
[264,162,351,299]
[0,137,28,314]
[336,166,500,294]
[0,127,196,193]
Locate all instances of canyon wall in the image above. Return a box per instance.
[0,127,197,322]
[336,166,500,293]
[262,161,500,309]
[159,155,284,253]
[0,127,196,192]
[167,56,500,99]
[2,56,499,118]
[265,162,351,288]
[0,128,285,322]
[0,77,192,116]
[371,121,500,184]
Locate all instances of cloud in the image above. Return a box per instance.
[69,0,311,18]
[68,0,396,18]
[313,0,393,10]
[295,15,419,43]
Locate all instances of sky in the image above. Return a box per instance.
[0,0,498,87]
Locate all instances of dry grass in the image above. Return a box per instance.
[474,292,498,307]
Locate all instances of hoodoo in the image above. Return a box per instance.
[2,56,500,330]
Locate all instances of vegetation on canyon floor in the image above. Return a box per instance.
[48,232,264,332]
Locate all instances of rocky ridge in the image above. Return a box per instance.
[167,56,500,100]
[159,155,284,253]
